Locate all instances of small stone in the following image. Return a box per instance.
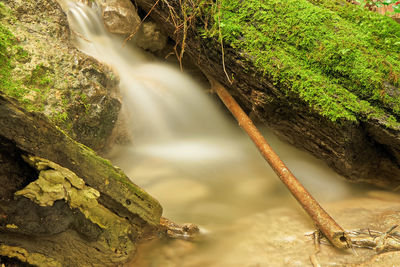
[99,0,141,35]
[135,22,167,52]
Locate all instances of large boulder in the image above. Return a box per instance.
[95,0,167,52]
[1,0,121,151]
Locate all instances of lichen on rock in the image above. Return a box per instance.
[0,0,121,151]
[0,245,62,267]
[0,90,162,265]
[14,155,139,258]
[16,155,98,212]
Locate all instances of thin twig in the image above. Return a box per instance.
[216,0,232,84]
[177,0,187,70]
[208,77,350,249]
[163,0,179,28]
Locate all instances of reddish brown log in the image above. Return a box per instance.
[209,77,350,249]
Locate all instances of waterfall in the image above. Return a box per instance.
[65,0,357,227]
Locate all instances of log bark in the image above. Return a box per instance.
[135,0,400,188]
[210,78,349,249]
[0,93,162,266]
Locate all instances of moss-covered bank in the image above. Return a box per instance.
[133,0,400,186]
[200,0,400,127]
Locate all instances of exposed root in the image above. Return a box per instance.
[308,225,400,254]
[159,217,200,241]
[348,225,400,253]
[309,230,322,267]
[158,0,232,82]
[216,0,232,84]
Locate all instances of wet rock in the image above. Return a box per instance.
[136,21,167,52]
[1,0,121,151]
[97,0,141,35]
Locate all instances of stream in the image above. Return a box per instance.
[65,2,381,266]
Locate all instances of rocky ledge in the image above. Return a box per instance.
[0,93,162,266]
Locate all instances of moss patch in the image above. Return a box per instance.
[198,0,400,128]
[0,0,121,150]
[0,4,31,108]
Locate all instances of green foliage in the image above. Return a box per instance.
[200,0,400,126]
[355,0,400,13]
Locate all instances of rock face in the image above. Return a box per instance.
[0,93,163,266]
[97,0,141,35]
[1,0,121,151]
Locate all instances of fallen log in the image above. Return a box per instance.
[0,92,162,266]
[209,77,350,249]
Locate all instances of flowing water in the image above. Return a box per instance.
[65,2,373,266]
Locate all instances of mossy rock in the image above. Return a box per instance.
[0,0,121,151]
[0,92,162,266]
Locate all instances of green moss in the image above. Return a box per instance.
[29,63,54,87]
[14,46,31,63]
[0,13,19,95]
[0,4,40,112]
[199,0,400,128]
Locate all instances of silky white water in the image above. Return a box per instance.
[65,2,371,265]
